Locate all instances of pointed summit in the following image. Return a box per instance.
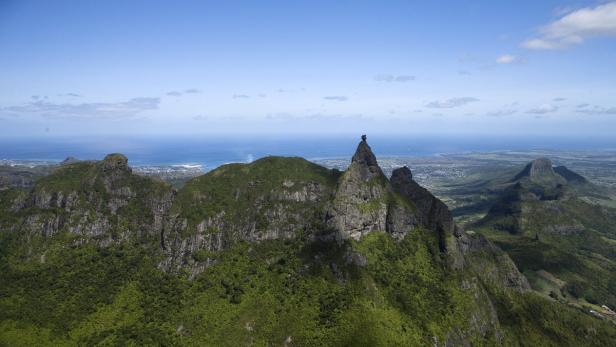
[351,135,383,180]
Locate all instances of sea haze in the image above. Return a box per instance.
[2,135,615,170]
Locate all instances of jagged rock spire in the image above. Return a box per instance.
[351,135,383,180]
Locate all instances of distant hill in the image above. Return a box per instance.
[474,158,616,315]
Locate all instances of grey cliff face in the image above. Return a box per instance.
[391,166,453,250]
[7,155,173,249]
[529,158,554,178]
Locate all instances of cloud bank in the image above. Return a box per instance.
[526,104,558,114]
[576,105,616,115]
[522,2,616,49]
[1,97,160,119]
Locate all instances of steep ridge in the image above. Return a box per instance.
[1,141,615,346]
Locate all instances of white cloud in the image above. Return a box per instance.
[426,97,479,108]
[486,109,517,117]
[166,88,199,97]
[526,104,558,114]
[496,55,523,64]
[0,97,160,119]
[576,105,616,115]
[323,96,349,101]
[522,2,616,49]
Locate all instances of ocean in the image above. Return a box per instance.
[1,134,615,170]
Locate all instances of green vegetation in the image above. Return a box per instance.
[486,287,616,346]
[3,226,615,346]
[0,224,467,346]
[172,156,340,231]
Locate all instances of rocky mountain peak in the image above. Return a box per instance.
[529,158,555,178]
[350,135,383,180]
[512,157,564,185]
[102,153,131,173]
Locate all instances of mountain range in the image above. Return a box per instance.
[1,138,615,346]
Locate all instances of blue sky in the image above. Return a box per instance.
[1,0,615,138]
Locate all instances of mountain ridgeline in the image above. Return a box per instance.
[1,139,614,346]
